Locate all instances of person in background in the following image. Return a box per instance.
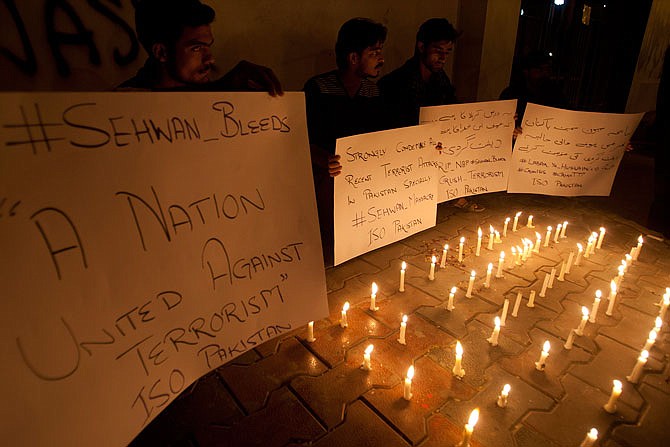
[380,18,483,212]
[118,0,282,95]
[303,18,388,266]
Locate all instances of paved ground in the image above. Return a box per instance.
[131,151,670,446]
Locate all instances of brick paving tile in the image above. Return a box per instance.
[534,299,600,354]
[217,337,328,413]
[598,305,663,353]
[325,276,374,319]
[367,286,443,329]
[417,296,499,340]
[403,258,474,301]
[418,413,484,447]
[624,282,667,318]
[325,257,379,292]
[400,227,465,255]
[512,424,561,447]
[641,337,670,395]
[360,241,421,270]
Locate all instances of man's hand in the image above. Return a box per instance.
[218,60,284,96]
[328,154,342,177]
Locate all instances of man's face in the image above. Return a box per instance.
[356,41,384,78]
[168,24,215,85]
[419,40,454,73]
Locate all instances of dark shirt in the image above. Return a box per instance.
[378,56,457,128]
[500,79,567,127]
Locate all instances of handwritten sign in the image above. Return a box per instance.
[508,103,644,196]
[0,92,328,446]
[334,125,439,265]
[419,100,516,202]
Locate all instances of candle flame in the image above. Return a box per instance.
[365,344,374,355]
[664,295,669,305]
[431,255,437,264]
[638,235,643,244]
[342,302,350,312]
[582,306,589,317]
[613,379,622,391]
[402,314,408,324]
[502,383,511,395]
[494,316,501,327]
[542,340,551,353]
[456,340,463,355]
[505,217,510,223]
[500,251,505,259]
[641,350,649,360]
[487,262,493,272]
[468,408,480,427]
[470,270,476,278]
[489,225,494,233]
[460,236,465,243]
[557,223,562,230]
[511,247,516,254]
[547,225,552,231]
[371,282,378,295]
[588,428,598,439]
[600,227,606,233]
[655,316,662,329]
[406,365,414,380]
[595,290,602,299]
[649,330,657,341]
[450,286,457,294]
[563,220,568,226]
[536,232,541,239]
[515,211,522,217]
[618,265,624,274]
[592,231,599,238]
[478,227,482,237]
[577,243,583,251]
[401,261,407,270]
[611,281,617,292]
[625,254,632,262]
[444,244,449,250]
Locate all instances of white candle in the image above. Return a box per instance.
[575,306,589,335]
[632,235,643,261]
[429,255,436,281]
[514,245,522,266]
[440,244,448,268]
[370,282,379,312]
[533,232,542,253]
[547,267,557,289]
[453,341,465,378]
[522,239,531,262]
[643,329,657,352]
[584,235,594,258]
[466,270,476,298]
[626,350,649,384]
[527,214,534,228]
[496,251,505,278]
[513,211,521,232]
[589,290,602,323]
[603,380,622,414]
[539,273,549,298]
[497,384,511,408]
[596,227,606,249]
[403,365,414,400]
[557,261,566,282]
[500,298,510,326]
[624,254,632,272]
[605,281,617,316]
[615,265,624,288]
[340,302,350,328]
[484,263,493,288]
[561,220,568,238]
[527,290,536,308]
[575,243,583,266]
[503,217,510,237]
[362,344,374,371]
[544,226,552,247]
[554,223,562,243]
[487,225,494,250]
[487,316,501,346]
[399,261,406,292]
[564,329,576,350]
[660,294,670,320]
[495,230,502,243]
[458,237,465,263]
[397,314,408,345]
[512,292,522,317]
[447,286,457,311]
[565,251,575,274]
[476,227,482,256]
[535,340,550,371]
[307,321,316,342]
[510,247,517,268]
[654,316,663,334]
[580,428,598,447]
[459,408,479,447]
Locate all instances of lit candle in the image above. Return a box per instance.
[440,244,448,268]
[458,237,465,263]
[553,223,562,243]
[547,267,557,289]
[403,365,414,400]
[399,261,406,292]
[643,329,657,352]
[429,255,436,281]
[589,290,602,323]
[565,251,575,274]
[527,290,536,308]
[539,273,549,298]
[370,282,379,312]
[447,286,457,311]
[466,270,476,298]
[484,263,493,288]
[487,225,494,250]
[495,230,502,243]
[596,227,606,249]
[361,344,374,371]
[510,247,517,269]
[522,239,531,262]
[458,408,479,447]
[564,329,576,350]
[615,265,624,288]
[632,235,643,261]
[557,261,566,282]
[605,281,617,316]
[511,292,522,317]
[513,211,522,232]
[575,306,589,336]
[453,341,465,378]
[307,321,316,342]
[533,232,541,253]
[624,254,632,272]
[575,243,583,266]
[497,384,511,408]
[340,302,350,328]
[514,245,522,266]
[584,235,594,258]
[561,220,568,238]
[654,316,663,334]
[476,227,482,256]
[580,428,598,447]
[503,217,510,237]
[397,314,408,345]
[659,294,670,320]
[544,226,552,247]
[603,379,623,414]
[626,350,649,384]
[500,298,510,326]
[527,214,534,228]
[535,340,550,371]
[496,251,505,278]
[487,316,501,346]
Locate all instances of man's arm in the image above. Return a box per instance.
[213,60,283,96]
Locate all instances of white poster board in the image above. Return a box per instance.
[334,125,439,265]
[0,92,328,446]
[508,103,644,196]
[419,100,517,202]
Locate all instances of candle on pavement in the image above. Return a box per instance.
[561,220,568,238]
[487,316,501,346]
[554,223,562,243]
[484,263,493,288]
[603,379,623,414]
[440,244,448,268]
[307,321,316,342]
[535,340,550,371]
[458,408,479,447]
[446,286,457,311]
[596,227,606,249]
[476,227,482,257]
[466,270,476,298]
[399,261,406,292]
[564,328,576,350]
[527,214,534,228]
[458,237,465,263]
[513,211,522,232]
[589,290,602,323]
[503,217,510,237]
[361,344,374,371]
[512,292,522,317]
[626,350,649,384]
[496,251,505,278]
[497,384,511,408]
[605,281,617,316]
[429,255,436,281]
[575,243,584,266]
[544,226,552,247]
[487,225,494,250]
[575,306,589,335]
[340,302,350,328]
[500,298,510,326]
[527,290,536,308]
[453,341,465,378]
[403,365,414,400]
[369,282,379,312]
[580,428,598,447]
[397,314,408,345]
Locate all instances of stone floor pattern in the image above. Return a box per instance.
[131,193,670,447]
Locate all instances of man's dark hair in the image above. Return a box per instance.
[416,18,460,46]
[133,0,215,55]
[335,18,387,70]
